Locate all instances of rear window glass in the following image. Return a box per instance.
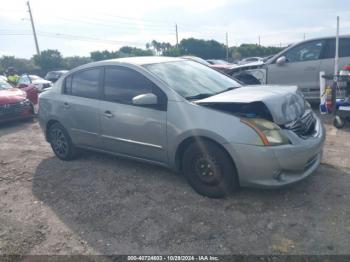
[64,68,100,99]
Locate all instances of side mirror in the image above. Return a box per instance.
[132,93,158,106]
[276,56,287,66]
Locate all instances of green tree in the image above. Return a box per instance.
[33,49,64,72]
[63,56,91,69]
[180,38,226,59]
[163,47,182,57]
[0,56,39,74]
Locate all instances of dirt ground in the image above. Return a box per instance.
[0,114,349,256]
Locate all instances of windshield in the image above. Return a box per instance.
[144,60,241,99]
[0,81,12,89]
[183,56,211,66]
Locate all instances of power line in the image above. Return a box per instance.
[0,31,146,46]
[51,16,173,31]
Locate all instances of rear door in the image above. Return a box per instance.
[60,68,102,148]
[100,66,167,163]
[267,39,326,99]
[319,37,350,97]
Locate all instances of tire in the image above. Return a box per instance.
[182,140,238,198]
[333,115,345,129]
[48,122,78,160]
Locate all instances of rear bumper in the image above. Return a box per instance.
[223,113,326,188]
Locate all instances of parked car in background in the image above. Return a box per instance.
[39,56,325,198]
[183,55,237,74]
[182,55,259,84]
[181,56,212,66]
[228,36,350,101]
[45,70,68,83]
[238,57,264,65]
[0,75,7,82]
[207,59,232,65]
[0,79,34,123]
[17,74,52,92]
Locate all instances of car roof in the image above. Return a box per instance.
[68,56,186,74]
[106,56,184,65]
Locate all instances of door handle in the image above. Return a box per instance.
[305,66,316,71]
[104,110,113,118]
[63,102,70,109]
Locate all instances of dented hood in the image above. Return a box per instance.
[196,85,305,125]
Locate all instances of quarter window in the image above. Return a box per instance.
[103,67,155,104]
[65,68,100,99]
[283,40,325,63]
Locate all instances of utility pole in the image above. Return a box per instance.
[258,35,261,46]
[226,32,229,62]
[303,33,306,40]
[334,16,340,75]
[27,1,40,56]
[175,24,179,47]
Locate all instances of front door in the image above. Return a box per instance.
[100,66,167,164]
[267,39,326,99]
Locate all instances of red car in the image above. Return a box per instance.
[0,80,34,123]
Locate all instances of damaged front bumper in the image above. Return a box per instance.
[222,112,326,188]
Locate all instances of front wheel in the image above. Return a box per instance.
[182,140,238,198]
[48,122,78,160]
[333,115,345,129]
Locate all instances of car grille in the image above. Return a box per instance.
[284,110,316,137]
[0,101,30,118]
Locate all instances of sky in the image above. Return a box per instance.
[0,0,350,58]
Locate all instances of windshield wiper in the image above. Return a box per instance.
[185,93,214,100]
[214,87,236,95]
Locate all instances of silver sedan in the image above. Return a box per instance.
[38,57,325,198]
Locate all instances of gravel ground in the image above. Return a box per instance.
[0,115,349,256]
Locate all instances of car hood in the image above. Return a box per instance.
[211,64,235,69]
[0,88,26,105]
[32,79,51,84]
[232,61,265,69]
[196,85,305,125]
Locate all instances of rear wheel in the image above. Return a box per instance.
[182,140,238,198]
[48,122,78,160]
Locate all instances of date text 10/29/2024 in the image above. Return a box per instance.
[127,256,219,261]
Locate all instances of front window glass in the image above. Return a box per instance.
[103,67,155,104]
[283,40,325,62]
[144,60,240,99]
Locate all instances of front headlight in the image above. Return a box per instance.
[241,118,290,146]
